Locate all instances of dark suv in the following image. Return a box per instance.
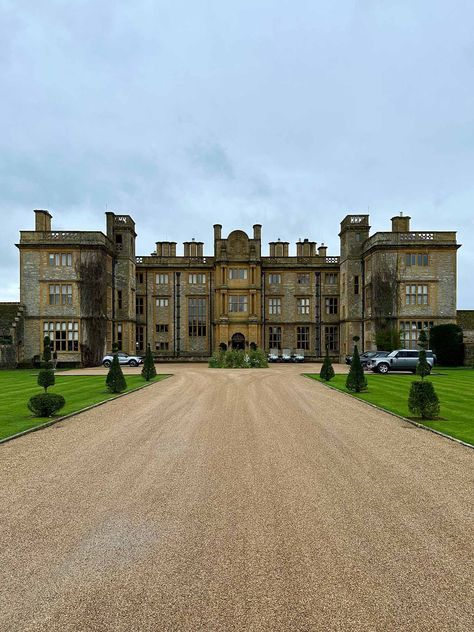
[367,349,436,374]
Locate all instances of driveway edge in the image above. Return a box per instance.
[304,375,473,450]
[0,375,171,446]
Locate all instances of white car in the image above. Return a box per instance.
[281,348,292,362]
[102,352,144,368]
[267,348,280,363]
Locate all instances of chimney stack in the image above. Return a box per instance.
[391,213,411,232]
[34,210,52,232]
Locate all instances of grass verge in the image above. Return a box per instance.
[306,368,474,446]
[0,370,168,441]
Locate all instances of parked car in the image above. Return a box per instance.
[281,348,292,362]
[292,349,305,363]
[367,349,436,374]
[345,350,389,367]
[102,352,144,368]
[267,349,280,363]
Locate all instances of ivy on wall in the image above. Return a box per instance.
[78,253,108,367]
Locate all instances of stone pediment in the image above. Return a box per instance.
[226,230,250,258]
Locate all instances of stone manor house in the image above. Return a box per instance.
[13,209,460,366]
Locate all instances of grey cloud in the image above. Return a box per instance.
[0,0,473,306]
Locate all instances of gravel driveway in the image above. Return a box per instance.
[0,364,472,631]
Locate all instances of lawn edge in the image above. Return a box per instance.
[303,374,473,450]
[0,375,172,446]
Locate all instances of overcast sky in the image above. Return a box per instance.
[1,0,473,307]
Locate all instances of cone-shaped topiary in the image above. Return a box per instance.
[408,329,440,419]
[408,381,440,419]
[346,344,367,392]
[106,349,127,393]
[38,368,55,392]
[42,335,52,367]
[320,347,335,381]
[141,343,157,381]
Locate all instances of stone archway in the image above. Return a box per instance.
[231,332,245,350]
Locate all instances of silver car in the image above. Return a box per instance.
[368,349,436,374]
[102,352,144,368]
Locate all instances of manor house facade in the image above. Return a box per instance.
[17,210,460,365]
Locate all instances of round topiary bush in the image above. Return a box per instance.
[38,368,55,392]
[28,393,66,417]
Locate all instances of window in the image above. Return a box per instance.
[117,290,123,310]
[296,326,310,350]
[156,324,169,333]
[156,273,169,284]
[325,273,338,285]
[325,326,339,351]
[115,234,123,249]
[156,342,169,351]
[354,276,359,295]
[400,321,434,349]
[48,253,72,267]
[49,284,72,305]
[156,298,169,307]
[325,297,338,314]
[43,321,79,352]
[136,325,144,351]
[297,273,310,285]
[229,268,248,280]
[405,253,429,266]
[117,323,122,349]
[136,296,144,315]
[136,272,144,284]
[269,298,281,315]
[297,297,310,315]
[405,285,428,305]
[228,295,248,312]
[188,298,207,337]
[189,273,206,284]
[269,326,282,350]
[268,274,281,284]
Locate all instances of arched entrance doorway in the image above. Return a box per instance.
[231,332,245,350]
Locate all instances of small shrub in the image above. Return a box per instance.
[346,345,367,392]
[106,352,127,393]
[209,348,268,368]
[28,393,66,417]
[248,348,268,367]
[320,348,335,381]
[219,342,227,352]
[141,344,157,381]
[408,381,440,419]
[249,342,257,351]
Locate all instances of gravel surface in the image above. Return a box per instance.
[0,364,472,631]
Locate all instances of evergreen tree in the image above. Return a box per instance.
[42,336,52,366]
[408,329,440,419]
[106,347,127,393]
[346,344,367,392]
[141,343,157,381]
[320,347,335,381]
[416,330,431,380]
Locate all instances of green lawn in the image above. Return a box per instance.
[306,368,474,445]
[0,370,168,441]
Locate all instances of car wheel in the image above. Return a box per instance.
[377,362,390,374]
[129,359,138,367]
[103,360,111,368]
